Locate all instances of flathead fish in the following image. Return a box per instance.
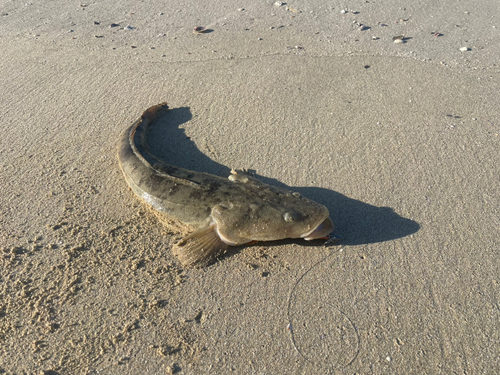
[118,103,334,267]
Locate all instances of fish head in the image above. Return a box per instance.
[212,189,334,245]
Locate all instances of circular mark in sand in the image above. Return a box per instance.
[287,255,360,371]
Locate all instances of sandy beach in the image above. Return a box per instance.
[1,0,499,373]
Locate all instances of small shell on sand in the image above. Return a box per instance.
[193,26,207,34]
[393,35,405,43]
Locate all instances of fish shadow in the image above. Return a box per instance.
[147,106,420,246]
[258,183,420,246]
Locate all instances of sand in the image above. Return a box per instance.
[1,0,499,373]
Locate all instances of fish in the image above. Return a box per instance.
[118,102,335,267]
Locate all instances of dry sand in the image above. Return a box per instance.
[1,0,499,374]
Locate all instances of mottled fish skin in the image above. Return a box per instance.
[118,102,334,267]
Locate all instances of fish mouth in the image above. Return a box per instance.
[301,217,334,240]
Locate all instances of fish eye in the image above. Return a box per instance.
[283,212,297,222]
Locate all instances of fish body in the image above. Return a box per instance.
[118,103,334,267]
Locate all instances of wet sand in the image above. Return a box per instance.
[1,1,499,373]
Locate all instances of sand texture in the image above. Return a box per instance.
[1,0,499,373]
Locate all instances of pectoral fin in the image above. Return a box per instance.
[174,223,228,267]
